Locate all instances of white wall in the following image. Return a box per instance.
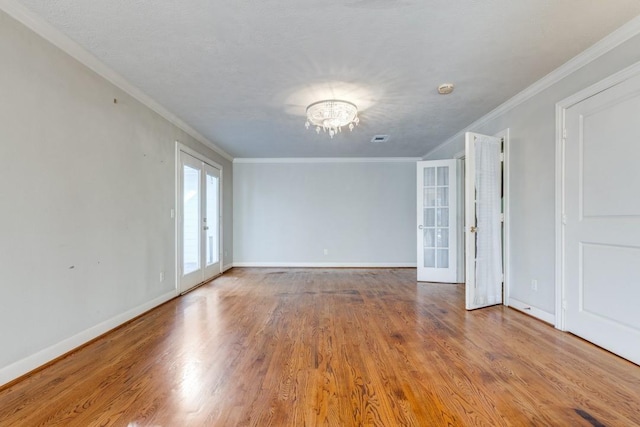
[233,160,416,266]
[0,9,232,385]
[424,25,640,320]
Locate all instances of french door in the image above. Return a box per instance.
[178,150,221,293]
[465,132,503,310]
[416,160,458,283]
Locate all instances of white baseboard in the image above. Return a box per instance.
[222,263,233,272]
[232,262,417,268]
[508,298,555,325]
[0,290,177,387]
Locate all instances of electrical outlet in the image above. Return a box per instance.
[160,271,165,282]
[531,279,537,291]
[324,249,328,255]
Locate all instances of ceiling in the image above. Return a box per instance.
[14,0,640,158]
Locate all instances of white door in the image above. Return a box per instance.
[465,132,503,310]
[563,72,640,365]
[203,163,221,279]
[179,150,221,293]
[417,160,458,283]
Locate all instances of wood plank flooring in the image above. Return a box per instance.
[0,268,639,426]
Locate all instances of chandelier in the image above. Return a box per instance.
[305,100,360,138]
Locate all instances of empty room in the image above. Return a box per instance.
[1,0,640,425]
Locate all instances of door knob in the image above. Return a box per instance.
[418,225,424,230]
[470,226,477,233]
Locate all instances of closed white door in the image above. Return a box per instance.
[563,71,640,365]
[179,151,221,293]
[465,132,503,310]
[416,160,458,283]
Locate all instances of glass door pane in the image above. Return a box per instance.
[183,165,200,275]
[435,166,449,268]
[423,167,437,267]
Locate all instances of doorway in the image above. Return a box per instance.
[557,65,640,365]
[416,128,509,301]
[416,159,459,283]
[177,144,222,293]
[462,129,510,310]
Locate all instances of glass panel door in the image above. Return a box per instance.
[417,160,458,283]
[179,150,222,292]
[183,164,201,275]
[203,163,221,277]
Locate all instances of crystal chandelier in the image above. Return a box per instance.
[305,100,360,138]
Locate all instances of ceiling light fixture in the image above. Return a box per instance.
[305,100,359,139]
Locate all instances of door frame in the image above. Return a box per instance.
[554,60,640,331]
[496,128,511,308]
[175,141,224,293]
[453,153,465,283]
[456,128,510,306]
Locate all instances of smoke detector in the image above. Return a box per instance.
[437,83,455,95]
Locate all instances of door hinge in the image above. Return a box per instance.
[562,214,567,225]
[562,300,567,310]
[500,213,505,223]
[499,152,505,162]
[562,128,567,139]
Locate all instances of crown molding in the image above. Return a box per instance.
[0,0,234,162]
[233,157,422,164]
[423,14,640,159]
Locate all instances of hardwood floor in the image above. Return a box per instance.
[1,268,639,426]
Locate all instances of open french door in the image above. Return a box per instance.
[417,160,458,283]
[178,149,221,293]
[465,132,503,310]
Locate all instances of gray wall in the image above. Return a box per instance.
[0,10,232,384]
[233,160,416,266]
[425,32,640,317]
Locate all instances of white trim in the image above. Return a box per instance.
[0,0,233,162]
[0,290,176,387]
[423,15,640,159]
[233,157,422,164]
[233,262,417,268]
[222,263,234,272]
[556,59,640,109]
[178,143,224,170]
[508,298,555,325]
[493,129,511,307]
[555,100,566,330]
[554,59,640,331]
[455,158,465,282]
[174,143,180,294]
